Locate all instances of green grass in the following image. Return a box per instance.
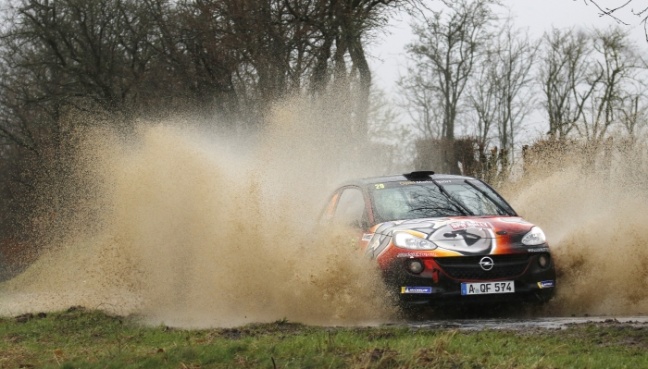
[0,307,646,368]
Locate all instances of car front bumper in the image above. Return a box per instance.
[384,253,556,306]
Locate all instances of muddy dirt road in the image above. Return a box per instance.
[405,316,648,330]
[2,124,648,329]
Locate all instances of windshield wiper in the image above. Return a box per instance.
[427,177,474,216]
[463,180,515,216]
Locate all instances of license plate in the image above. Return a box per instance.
[461,281,515,295]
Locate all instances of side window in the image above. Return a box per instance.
[334,188,367,228]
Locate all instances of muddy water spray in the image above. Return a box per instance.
[0,104,395,327]
[4,100,648,322]
[509,147,648,316]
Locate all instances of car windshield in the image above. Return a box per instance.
[371,179,514,222]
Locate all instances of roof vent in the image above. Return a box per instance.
[403,171,435,180]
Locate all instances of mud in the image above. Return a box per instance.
[1,99,648,327]
[409,316,648,331]
[509,146,648,317]
[0,101,397,328]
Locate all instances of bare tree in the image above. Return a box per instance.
[366,87,410,172]
[618,90,648,139]
[140,0,243,121]
[578,28,644,144]
[285,0,415,141]
[401,0,497,142]
[0,0,422,242]
[398,0,497,174]
[539,27,645,144]
[468,58,497,148]
[2,0,160,118]
[467,18,538,178]
[582,0,648,41]
[538,28,598,141]
[492,21,539,158]
[470,20,538,149]
[398,71,443,139]
[0,0,167,241]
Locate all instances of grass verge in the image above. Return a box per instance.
[0,307,646,368]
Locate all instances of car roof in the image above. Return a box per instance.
[340,171,475,188]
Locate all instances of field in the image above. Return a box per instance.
[1,307,647,369]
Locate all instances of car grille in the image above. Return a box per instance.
[434,254,531,281]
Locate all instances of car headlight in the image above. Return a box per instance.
[522,226,546,246]
[393,232,437,250]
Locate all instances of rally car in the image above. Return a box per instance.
[321,171,556,308]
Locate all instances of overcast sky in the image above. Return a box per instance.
[371,0,648,91]
[369,0,648,139]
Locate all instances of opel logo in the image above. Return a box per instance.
[479,256,494,271]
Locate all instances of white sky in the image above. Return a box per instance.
[369,0,648,141]
[371,0,648,91]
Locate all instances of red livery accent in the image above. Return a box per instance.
[322,172,556,311]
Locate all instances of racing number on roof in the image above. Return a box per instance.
[374,184,385,190]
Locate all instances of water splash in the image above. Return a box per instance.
[0,104,396,327]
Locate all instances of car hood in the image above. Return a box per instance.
[370,216,536,256]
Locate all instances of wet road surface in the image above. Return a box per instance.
[405,316,648,330]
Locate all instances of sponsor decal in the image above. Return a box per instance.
[400,286,434,294]
[528,247,550,253]
[449,220,493,230]
[396,252,432,258]
[537,280,555,289]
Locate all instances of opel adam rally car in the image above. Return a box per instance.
[322,171,556,308]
